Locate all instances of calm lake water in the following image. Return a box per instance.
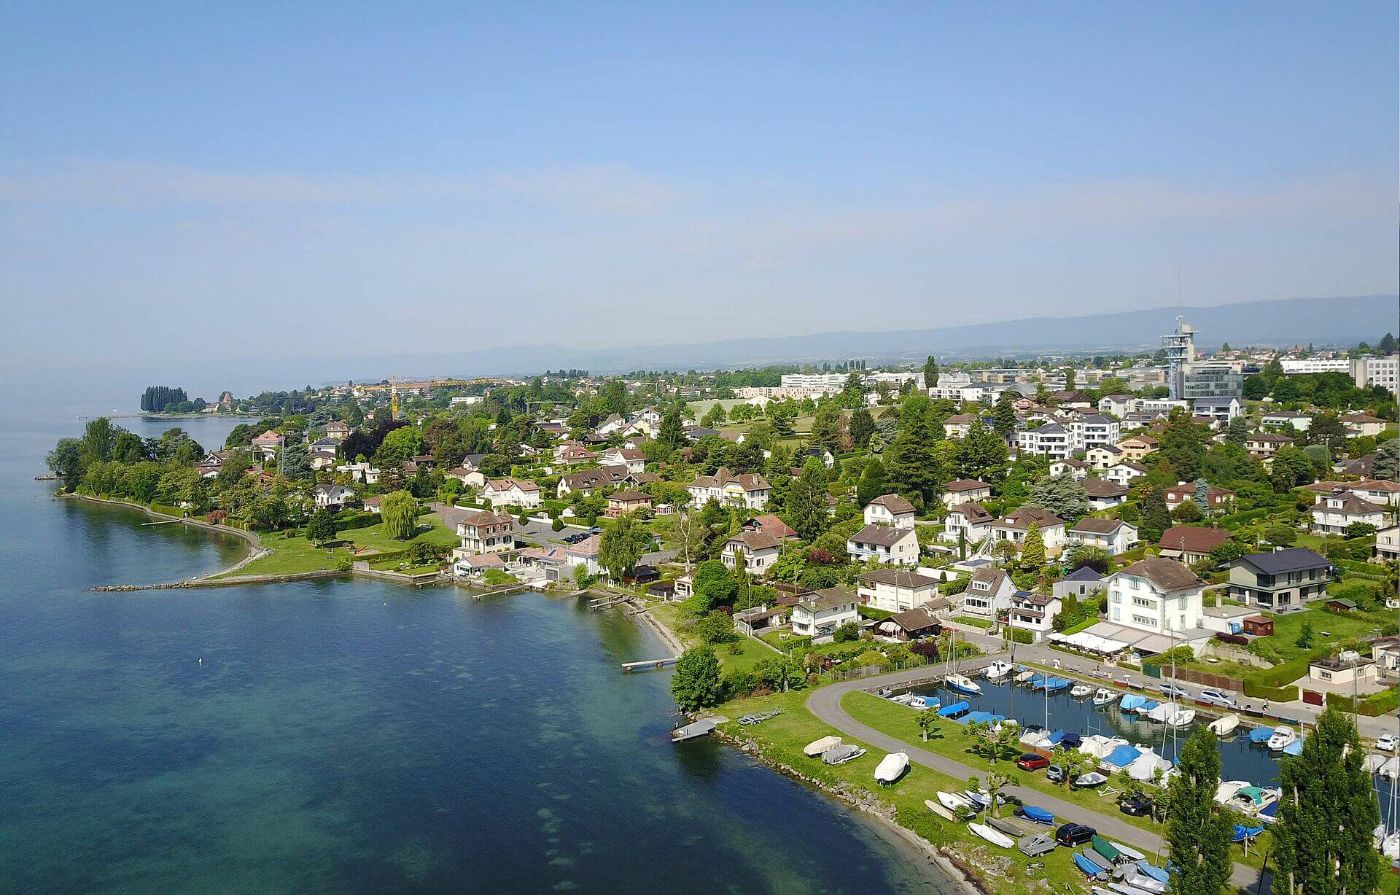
[0,404,953,894]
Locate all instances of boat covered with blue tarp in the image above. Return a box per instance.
[1119,694,1146,711]
[938,700,971,718]
[958,710,1006,725]
[1019,805,1054,825]
[1104,744,1142,769]
[1249,726,1274,744]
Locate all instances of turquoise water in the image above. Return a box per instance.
[0,407,953,894]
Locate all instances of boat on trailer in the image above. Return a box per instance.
[804,735,842,757]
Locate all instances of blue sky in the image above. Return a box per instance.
[2,2,1396,380]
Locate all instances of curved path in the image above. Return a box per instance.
[806,667,1268,893]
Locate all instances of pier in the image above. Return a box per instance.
[621,656,679,672]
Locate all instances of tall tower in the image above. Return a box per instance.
[1162,317,1195,400]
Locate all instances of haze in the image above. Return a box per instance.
[2,2,1397,386]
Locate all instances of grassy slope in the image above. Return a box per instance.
[225,516,459,578]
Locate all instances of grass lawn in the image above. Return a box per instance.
[649,602,775,673]
[952,616,993,629]
[1252,606,1392,664]
[839,691,1274,873]
[717,690,1089,894]
[225,515,458,578]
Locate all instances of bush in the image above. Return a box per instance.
[942,576,970,595]
[832,621,860,643]
[1142,646,1194,668]
[695,611,737,644]
[1002,627,1033,645]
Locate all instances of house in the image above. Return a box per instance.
[1048,457,1089,480]
[989,506,1067,554]
[1105,557,1207,643]
[1104,461,1148,487]
[1371,637,1400,676]
[1310,492,1387,535]
[452,551,507,579]
[1375,525,1400,563]
[942,413,979,439]
[721,531,783,576]
[1052,566,1104,600]
[517,545,570,581]
[734,604,790,636]
[1201,604,1255,636]
[959,567,1016,619]
[1007,591,1062,642]
[1084,444,1124,470]
[1306,479,1400,508]
[1067,517,1138,555]
[1341,413,1387,437]
[1308,654,1378,688]
[308,437,339,453]
[881,605,946,641]
[565,534,603,577]
[1052,390,1095,409]
[1163,483,1235,513]
[459,453,490,473]
[1098,394,1135,418]
[1082,478,1129,510]
[313,484,355,509]
[558,466,630,497]
[309,449,338,471]
[606,489,653,517]
[482,477,542,509]
[362,495,382,514]
[1245,433,1293,459]
[446,508,516,557]
[337,462,381,485]
[742,514,798,540]
[1226,548,1330,610]
[864,493,916,529]
[941,502,994,545]
[251,429,284,460]
[1116,434,1160,462]
[791,588,861,643]
[445,466,486,488]
[1017,423,1072,459]
[324,420,350,440]
[1158,526,1231,565]
[686,467,772,509]
[857,568,941,613]
[1072,414,1120,450]
[847,524,920,565]
[1192,397,1243,424]
[599,446,647,474]
[553,442,597,466]
[940,479,992,509]
[594,413,628,437]
[1261,412,1312,431]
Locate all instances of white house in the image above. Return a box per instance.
[309,450,338,471]
[313,484,355,509]
[864,493,916,529]
[1071,414,1120,450]
[791,588,861,643]
[1084,444,1124,471]
[1341,413,1387,437]
[1067,517,1139,555]
[1376,525,1400,563]
[857,568,941,613]
[1048,458,1089,480]
[337,462,382,485]
[1105,557,1206,641]
[942,413,978,439]
[721,531,782,577]
[481,477,542,509]
[959,567,1016,620]
[599,446,647,474]
[450,509,516,557]
[686,467,771,509]
[1311,492,1387,535]
[557,466,630,497]
[1082,478,1129,511]
[1007,591,1062,642]
[1193,397,1243,424]
[940,479,992,509]
[1103,461,1148,487]
[847,524,920,565]
[1018,423,1072,460]
[941,502,994,545]
[989,507,1067,554]
[1097,395,1135,418]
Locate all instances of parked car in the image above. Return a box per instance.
[1377,734,1398,752]
[1045,764,1066,784]
[1016,753,1050,772]
[1119,793,1156,817]
[1198,687,1238,708]
[1055,823,1096,847]
[1158,683,1191,699]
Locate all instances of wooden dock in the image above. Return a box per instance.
[621,656,679,672]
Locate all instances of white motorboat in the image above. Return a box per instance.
[821,744,867,765]
[1145,702,1174,722]
[938,791,975,813]
[968,822,1015,848]
[1014,670,1038,684]
[944,673,982,695]
[983,661,1015,680]
[1208,714,1240,737]
[1111,841,1146,862]
[1213,781,1250,806]
[1070,684,1093,698]
[804,735,842,757]
[890,692,917,705]
[1092,688,1115,706]
[1384,832,1400,861]
[1268,726,1298,751]
[1167,708,1196,728]
[925,799,958,821]
[1073,771,1109,789]
[874,751,910,784]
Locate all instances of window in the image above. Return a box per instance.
[1132,596,1153,608]
[1131,614,1155,627]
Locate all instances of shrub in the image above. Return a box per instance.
[832,621,860,643]
[695,611,737,644]
[1002,627,1033,645]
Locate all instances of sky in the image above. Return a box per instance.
[1,2,1396,390]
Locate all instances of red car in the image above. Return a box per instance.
[1015,753,1050,772]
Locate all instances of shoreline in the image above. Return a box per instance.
[636,600,980,895]
[57,493,269,578]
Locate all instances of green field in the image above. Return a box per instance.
[223,514,459,578]
[649,601,776,673]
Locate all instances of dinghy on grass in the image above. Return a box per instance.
[1074,771,1109,789]
[1018,805,1055,825]
[937,791,975,813]
[968,822,1014,848]
[925,799,957,821]
[1074,852,1109,881]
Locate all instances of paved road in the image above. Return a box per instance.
[806,667,1268,893]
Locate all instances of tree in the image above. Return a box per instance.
[1262,523,1297,547]
[849,406,875,450]
[784,458,830,540]
[810,402,846,453]
[1274,706,1380,895]
[381,491,419,539]
[954,420,1009,483]
[600,379,630,417]
[1163,726,1232,895]
[46,438,85,491]
[923,355,939,389]
[306,508,338,545]
[599,513,648,581]
[670,647,724,712]
[1064,544,1112,575]
[832,621,860,643]
[993,391,1018,442]
[917,708,943,743]
[1295,619,1314,649]
[1140,486,1172,542]
[1224,416,1250,447]
[658,405,687,453]
[1019,523,1045,570]
[884,395,942,507]
[1172,501,1204,523]
[690,559,737,611]
[694,611,736,644]
[1026,472,1089,520]
[1374,438,1399,481]
[375,426,426,467]
[701,403,727,428]
[856,458,887,507]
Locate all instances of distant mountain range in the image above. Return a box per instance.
[376,294,1398,378]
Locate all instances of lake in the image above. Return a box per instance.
[0,405,955,894]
